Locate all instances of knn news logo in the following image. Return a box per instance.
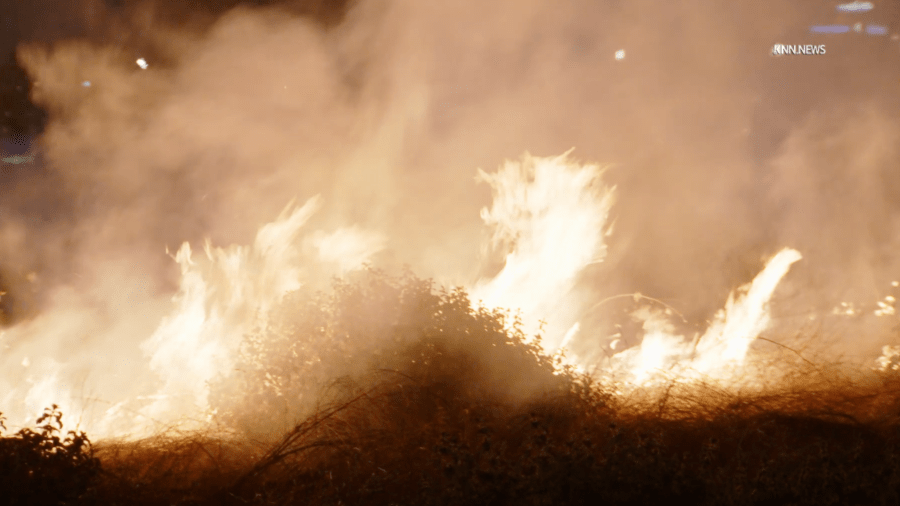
[771,44,826,56]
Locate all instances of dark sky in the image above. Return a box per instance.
[1,0,895,144]
[0,0,349,58]
[0,0,350,140]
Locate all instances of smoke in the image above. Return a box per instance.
[1,0,898,431]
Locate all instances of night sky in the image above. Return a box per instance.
[0,0,350,142]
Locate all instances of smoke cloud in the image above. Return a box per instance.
[1,0,898,430]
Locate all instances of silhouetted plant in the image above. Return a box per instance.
[0,405,100,506]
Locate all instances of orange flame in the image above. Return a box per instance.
[0,148,848,438]
[472,150,615,349]
[610,248,803,386]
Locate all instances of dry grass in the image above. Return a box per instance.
[6,270,900,505]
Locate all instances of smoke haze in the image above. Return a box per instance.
[0,0,898,430]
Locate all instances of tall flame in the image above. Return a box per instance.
[693,248,803,372]
[0,150,810,439]
[462,151,803,386]
[471,150,615,349]
[611,248,803,386]
[105,198,322,434]
[28,196,388,439]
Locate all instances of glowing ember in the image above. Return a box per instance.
[877,345,900,371]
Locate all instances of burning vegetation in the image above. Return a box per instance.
[6,268,900,505]
[1,0,900,504]
[3,153,900,504]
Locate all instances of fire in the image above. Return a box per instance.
[692,248,803,371]
[471,150,615,349]
[125,196,388,436]
[608,248,802,386]
[0,195,388,439]
[129,198,321,432]
[467,151,805,387]
[0,148,860,438]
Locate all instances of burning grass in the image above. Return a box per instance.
[5,270,900,505]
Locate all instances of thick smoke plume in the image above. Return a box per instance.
[0,0,898,433]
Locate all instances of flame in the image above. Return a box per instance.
[471,150,615,349]
[0,146,861,439]
[463,151,803,387]
[309,227,387,274]
[21,359,72,425]
[128,196,388,435]
[610,248,803,386]
[694,249,803,369]
[97,198,320,434]
[0,195,386,439]
[623,308,684,385]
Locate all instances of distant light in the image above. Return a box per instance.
[136,57,148,69]
[82,80,91,87]
[836,1,874,13]
[866,24,888,36]
[854,22,863,33]
[614,49,625,60]
[810,25,850,34]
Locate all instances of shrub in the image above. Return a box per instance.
[208,268,575,439]
[0,405,100,506]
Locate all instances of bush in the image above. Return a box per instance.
[0,405,100,506]
[209,268,575,439]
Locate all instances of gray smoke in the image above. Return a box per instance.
[2,0,899,363]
